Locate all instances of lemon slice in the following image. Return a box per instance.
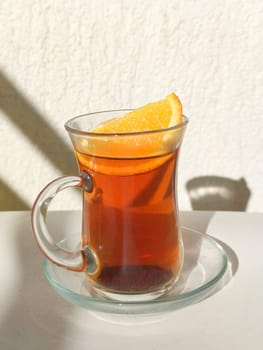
[93,93,183,133]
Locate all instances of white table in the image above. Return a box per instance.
[0,210,262,350]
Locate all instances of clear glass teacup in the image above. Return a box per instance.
[32,110,188,301]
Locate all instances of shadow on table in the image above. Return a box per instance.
[179,211,239,307]
[186,176,251,211]
[0,213,76,349]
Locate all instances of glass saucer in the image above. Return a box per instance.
[44,227,228,315]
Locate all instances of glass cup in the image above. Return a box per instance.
[32,110,188,301]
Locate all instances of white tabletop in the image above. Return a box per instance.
[0,210,262,350]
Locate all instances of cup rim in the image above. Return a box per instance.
[65,109,189,137]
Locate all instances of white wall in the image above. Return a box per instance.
[0,0,262,212]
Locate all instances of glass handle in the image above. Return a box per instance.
[31,172,99,274]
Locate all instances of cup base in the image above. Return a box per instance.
[81,277,178,302]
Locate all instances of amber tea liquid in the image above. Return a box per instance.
[76,149,182,296]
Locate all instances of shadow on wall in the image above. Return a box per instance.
[0,71,78,210]
[186,176,251,211]
[0,178,29,210]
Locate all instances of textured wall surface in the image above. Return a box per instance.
[0,0,262,211]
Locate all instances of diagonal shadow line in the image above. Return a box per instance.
[0,177,30,210]
[0,71,77,175]
[130,153,175,207]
